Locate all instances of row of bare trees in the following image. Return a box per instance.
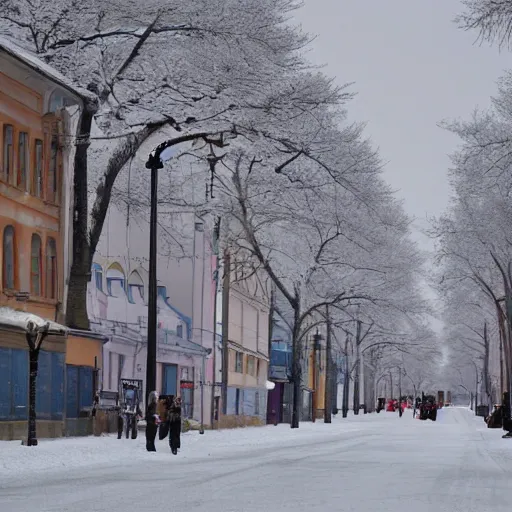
[1,0,436,427]
[434,0,512,414]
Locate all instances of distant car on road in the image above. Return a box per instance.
[418,394,437,421]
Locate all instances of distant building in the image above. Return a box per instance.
[88,200,215,423]
[267,318,293,424]
[219,256,270,427]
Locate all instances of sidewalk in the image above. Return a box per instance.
[0,413,384,479]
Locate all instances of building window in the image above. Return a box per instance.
[256,359,260,379]
[94,267,103,292]
[17,132,29,190]
[127,284,144,303]
[247,355,255,377]
[3,125,13,181]
[34,139,43,197]
[176,324,183,338]
[255,391,260,415]
[180,367,189,381]
[2,225,15,289]
[30,234,42,296]
[235,352,243,373]
[47,135,58,203]
[106,265,125,297]
[45,238,57,299]
[127,270,144,303]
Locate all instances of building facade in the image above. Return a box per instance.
[87,197,216,423]
[0,38,89,439]
[220,260,270,427]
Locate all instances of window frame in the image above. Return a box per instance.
[17,131,29,191]
[45,237,57,299]
[247,355,255,377]
[235,352,243,373]
[3,124,14,183]
[30,234,42,296]
[2,225,15,290]
[33,139,44,197]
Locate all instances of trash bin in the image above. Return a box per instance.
[476,405,489,418]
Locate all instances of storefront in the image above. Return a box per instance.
[0,311,67,441]
[64,329,107,436]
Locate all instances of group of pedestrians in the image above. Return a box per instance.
[145,391,182,454]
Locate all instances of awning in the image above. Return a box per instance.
[0,307,67,335]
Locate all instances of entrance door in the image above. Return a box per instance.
[162,364,178,396]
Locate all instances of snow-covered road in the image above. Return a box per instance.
[1,408,511,511]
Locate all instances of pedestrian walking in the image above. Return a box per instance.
[168,396,182,455]
[145,391,160,452]
[158,395,171,441]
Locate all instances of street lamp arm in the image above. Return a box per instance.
[146,131,229,169]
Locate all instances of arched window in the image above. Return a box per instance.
[127,270,144,304]
[45,238,57,299]
[106,263,125,297]
[30,234,42,296]
[2,225,15,289]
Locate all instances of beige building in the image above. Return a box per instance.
[220,257,270,427]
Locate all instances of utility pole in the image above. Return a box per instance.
[210,217,221,428]
[324,305,332,423]
[353,320,361,415]
[144,151,161,405]
[342,335,350,418]
[221,250,231,415]
[312,331,321,422]
[144,142,181,406]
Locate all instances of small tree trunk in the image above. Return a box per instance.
[27,349,40,446]
[342,346,350,418]
[291,306,302,429]
[353,321,361,415]
[324,306,332,423]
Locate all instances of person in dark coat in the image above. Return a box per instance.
[145,391,160,452]
[168,396,182,455]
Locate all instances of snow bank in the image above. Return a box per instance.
[0,307,67,334]
[0,413,382,480]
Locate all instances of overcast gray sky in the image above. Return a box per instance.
[294,0,509,251]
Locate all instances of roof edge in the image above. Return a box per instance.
[0,37,96,103]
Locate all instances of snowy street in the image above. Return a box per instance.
[1,408,511,512]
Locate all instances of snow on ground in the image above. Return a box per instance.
[1,408,512,512]
[0,411,373,479]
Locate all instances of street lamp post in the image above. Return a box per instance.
[312,331,323,422]
[144,143,181,405]
[200,348,212,434]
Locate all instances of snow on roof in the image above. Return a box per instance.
[0,36,95,102]
[0,307,67,335]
